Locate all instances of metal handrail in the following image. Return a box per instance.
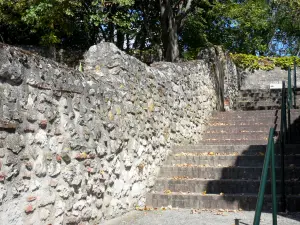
[293,61,297,108]
[280,81,287,212]
[253,127,277,225]
[253,78,290,224]
[253,63,297,224]
[288,68,292,142]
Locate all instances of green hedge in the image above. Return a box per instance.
[230,53,300,71]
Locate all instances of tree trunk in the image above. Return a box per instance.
[160,0,180,62]
[116,28,124,50]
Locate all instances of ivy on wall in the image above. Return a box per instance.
[230,54,300,71]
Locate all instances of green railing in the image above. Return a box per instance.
[288,68,292,142]
[253,81,287,225]
[253,63,298,224]
[294,61,297,108]
[253,127,277,225]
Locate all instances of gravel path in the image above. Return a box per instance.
[102,209,300,225]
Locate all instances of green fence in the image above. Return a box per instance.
[253,62,298,224]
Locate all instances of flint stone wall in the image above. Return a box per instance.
[0,42,236,225]
[197,46,240,110]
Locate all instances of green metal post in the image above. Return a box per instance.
[280,81,286,212]
[271,138,277,225]
[288,67,292,142]
[288,67,293,109]
[253,128,275,225]
[294,61,297,109]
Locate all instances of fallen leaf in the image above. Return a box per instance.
[164,190,172,194]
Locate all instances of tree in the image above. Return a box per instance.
[181,0,274,58]
[0,0,134,49]
[1,0,298,63]
[159,0,214,62]
[269,0,300,55]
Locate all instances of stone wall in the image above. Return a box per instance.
[0,42,238,225]
[198,46,240,110]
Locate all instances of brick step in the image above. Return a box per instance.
[207,121,299,128]
[236,97,300,102]
[166,155,300,167]
[209,116,277,122]
[172,145,267,154]
[236,101,282,106]
[234,105,279,110]
[172,144,300,154]
[159,166,300,179]
[204,126,280,134]
[238,101,300,107]
[208,121,275,126]
[200,139,268,145]
[146,193,300,211]
[211,114,300,121]
[239,89,281,94]
[202,133,271,141]
[153,178,300,195]
[211,110,278,117]
[235,105,300,111]
[211,113,300,121]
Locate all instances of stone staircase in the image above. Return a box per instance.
[146,108,300,212]
[235,89,300,110]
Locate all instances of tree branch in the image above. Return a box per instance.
[0,34,4,43]
[175,0,193,24]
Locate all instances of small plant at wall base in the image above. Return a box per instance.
[230,54,300,71]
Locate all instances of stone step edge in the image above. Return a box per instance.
[172,144,300,149]
[160,165,292,169]
[167,155,299,159]
[159,163,300,170]
[147,192,300,198]
[169,152,300,156]
[154,178,300,182]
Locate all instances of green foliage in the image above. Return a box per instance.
[1,0,300,63]
[231,53,300,70]
[0,0,135,47]
[183,47,204,61]
[269,0,300,55]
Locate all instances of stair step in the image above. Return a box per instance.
[153,178,300,195]
[202,133,271,141]
[212,110,278,116]
[212,111,300,120]
[209,116,276,122]
[159,166,300,179]
[172,144,300,154]
[236,99,300,104]
[200,140,268,145]
[209,117,300,124]
[146,192,300,211]
[166,155,300,167]
[208,121,276,126]
[204,126,280,133]
[146,103,300,213]
[235,105,300,110]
